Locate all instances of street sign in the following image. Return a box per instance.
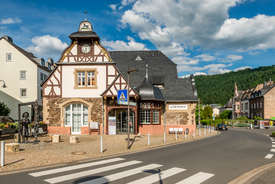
[118,101,136,106]
[117,89,128,103]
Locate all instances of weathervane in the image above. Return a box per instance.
[85,11,87,20]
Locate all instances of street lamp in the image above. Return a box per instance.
[127,65,138,149]
[0,80,7,88]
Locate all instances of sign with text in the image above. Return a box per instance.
[169,104,188,110]
[108,116,116,135]
[90,122,98,129]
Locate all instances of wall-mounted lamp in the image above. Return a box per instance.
[0,80,7,88]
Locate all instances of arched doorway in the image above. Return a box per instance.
[65,103,88,134]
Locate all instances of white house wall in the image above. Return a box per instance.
[62,65,107,98]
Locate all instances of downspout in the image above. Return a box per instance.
[102,97,104,135]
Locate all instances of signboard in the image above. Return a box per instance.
[90,122,98,129]
[117,89,128,103]
[169,104,188,110]
[117,101,137,106]
[108,116,116,135]
[260,120,264,129]
[270,121,273,126]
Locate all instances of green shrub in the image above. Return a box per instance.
[272,132,275,136]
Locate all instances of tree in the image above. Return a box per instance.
[219,110,232,119]
[195,104,204,121]
[0,102,11,116]
[202,106,213,119]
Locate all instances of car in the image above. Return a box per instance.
[216,124,228,131]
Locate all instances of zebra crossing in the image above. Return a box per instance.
[265,137,275,159]
[28,157,214,184]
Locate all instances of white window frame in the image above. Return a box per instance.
[40,73,47,82]
[6,53,12,61]
[20,88,27,98]
[65,103,88,127]
[20,70,27,80]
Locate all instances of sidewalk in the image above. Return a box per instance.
[0,130,218,174]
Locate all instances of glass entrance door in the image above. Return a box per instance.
[109,109,135,134]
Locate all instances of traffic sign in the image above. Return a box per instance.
[117,89,128,103]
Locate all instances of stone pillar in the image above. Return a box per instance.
[5,143,20,153]
[52,135,60,143]
[70,136,79,143]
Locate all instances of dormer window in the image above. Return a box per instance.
[134,55,143,61]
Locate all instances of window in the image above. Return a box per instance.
[245,103,248,110]
[20,88,27,98]
[251,113,253,118]
[40,73,47,82]
[65,103,88,126]
[257,103,259,108]
[260,112,262,118]
[74,69,98,89]
[40,89,43,99]
[260,102,262,108]
[241,104,243,110]
[20,70,27,80]
[251,104,253,109]
[254,103,256,109]
[237,105,239,110]
[6,53,12,61]
[140,102,161,125]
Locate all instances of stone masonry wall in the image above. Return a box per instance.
[83,98,103,124]
[166,112,189,125]
[46,98,70,126]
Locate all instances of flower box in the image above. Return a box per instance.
[0,128,16,135]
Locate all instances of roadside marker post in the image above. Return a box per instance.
[199,128,201,136]
[175,131,177,141]
[193,129,195,138]
[185,128,186,139]
[164,131,166,142]
[204,126,206,135]
[1,141,4,167]
[100,136,103,153]
[148,133,150,146]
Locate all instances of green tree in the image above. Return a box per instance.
[219,110,232,119]
[202,106,213,119]
[0,102,11,116]
[195,104,204,121]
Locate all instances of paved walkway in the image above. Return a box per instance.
[0,129,218,174]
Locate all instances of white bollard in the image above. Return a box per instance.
[164,131,166,142]
[175,131,177,141]
[1,141,4,167]
[148,133,150,146]
[199,129,201,136]
[193,129,195,138]
[204,127,206,135]
[185,128,186,139]
[100,136,103,153]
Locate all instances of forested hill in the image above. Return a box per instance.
[194,65,275,105]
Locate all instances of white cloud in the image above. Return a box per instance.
[194,72,207,76]
[234,66,251,71]
[172,56,199,65]
[226,54,243,61]
[102,36,148,51]
[1,18,22,24]
[109,4,118,12]
[195,54,216,62]
[249,51,261,55]
[120,0,275,54]
[178,63,231,75]
[26,35,68,60]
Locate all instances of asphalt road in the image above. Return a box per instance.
[0,128,274,184]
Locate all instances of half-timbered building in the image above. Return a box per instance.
[42,19,198,135]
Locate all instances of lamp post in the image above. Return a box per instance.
[0,80,7,88]
[127,66,138,149]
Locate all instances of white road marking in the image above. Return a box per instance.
[272,142,275,144]
[271,149,275,152]
[272,145,275,147]
[175,172,214,184]
[44,160,142,184]
[127,167,186,184]
[265,154,274,159]
[29,158,125,177]
[79,164,162,184]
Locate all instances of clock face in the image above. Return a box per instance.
[82,44,90,53]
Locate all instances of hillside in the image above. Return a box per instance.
[194,65,275,105]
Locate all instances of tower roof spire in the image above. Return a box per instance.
[85,11,87,20]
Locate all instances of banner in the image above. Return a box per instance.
[108,116,116,135]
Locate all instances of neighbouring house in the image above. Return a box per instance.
[41,19,198,135]
[240,87,254,118]
[250,81,275,119]
[0,36,54,120]
[219,99,232,114]
[232,83,243,119]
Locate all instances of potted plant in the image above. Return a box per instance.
[0,122,16,135]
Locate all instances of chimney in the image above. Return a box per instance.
[264,82,267,86]
[47,58,54,65]
[3,36,13,43]
[267,81,273,86]
[44,62,48,68]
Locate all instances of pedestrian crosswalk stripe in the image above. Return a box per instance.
[29,157,125,177]
[271,149,275,152]
[272,142,275,144]
[127,167,186,184]
[78,164,162,184]
[175,172,214,184]
[44,160,142,184]
[272,145,275,147]
[265,154,273,159]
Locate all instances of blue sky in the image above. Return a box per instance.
[1,0,275,78]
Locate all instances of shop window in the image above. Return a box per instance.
[74,68,98,89]
[140,102,161,125]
